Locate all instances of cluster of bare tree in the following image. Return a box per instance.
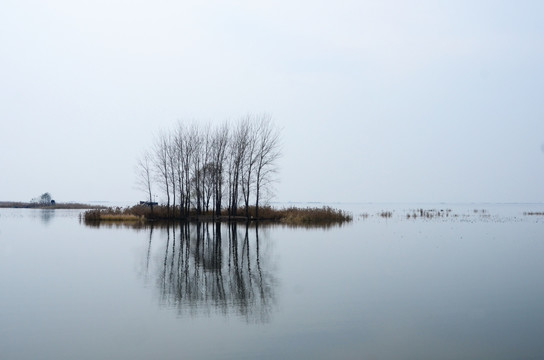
[30,192,53,205]
[136,115,281,219]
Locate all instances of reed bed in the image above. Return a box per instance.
[83,207,145,222]
[268,206,353,224]
[83,204,353,225]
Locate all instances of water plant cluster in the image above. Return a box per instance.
[355,207,544,223]
[357,208,499,221]
[379,211,393,218]
[406,209,453,219]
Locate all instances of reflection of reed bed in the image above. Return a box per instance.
[255,220,349,230]
[82,220,149,230]
[98,214,144,221]
[83,205,353,226]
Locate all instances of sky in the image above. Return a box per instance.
[1,0,544,204]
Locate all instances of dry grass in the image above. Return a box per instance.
[83,204,352,226]
[98,214,143,221]
[83,207,145,222]
[274,206,352,224]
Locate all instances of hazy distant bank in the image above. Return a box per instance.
[0,201,104,210]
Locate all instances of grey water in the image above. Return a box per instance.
[1,204,544,359]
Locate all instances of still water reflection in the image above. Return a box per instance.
[2,205,544,359]
[40,209,55,225]
[146,223,275,322]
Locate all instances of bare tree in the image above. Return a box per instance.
[40,192,52,204]
[176,122,194,217]
[136,150,154,211]
[227,120,250,217]
[166,135,178,217]
[199,124,213,213]
[188,124,203,215]
[154,131,171,215]
[240,117,258,218]
[254,116,281,218]
[211,123,229,218]
[174,125,186,218]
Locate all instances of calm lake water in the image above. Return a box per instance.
[1,203,544,359]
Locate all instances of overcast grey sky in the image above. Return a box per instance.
[1,0,543,204]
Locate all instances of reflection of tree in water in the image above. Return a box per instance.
[40,209,54,225]
[147,222,276,323]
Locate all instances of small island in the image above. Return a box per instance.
[82,116,353,226]
[83,204,352,226]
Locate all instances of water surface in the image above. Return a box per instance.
[1,204,543,359]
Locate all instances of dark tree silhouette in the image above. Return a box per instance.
[136,115,281,220]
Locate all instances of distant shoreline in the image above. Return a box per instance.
[0,201,105,210]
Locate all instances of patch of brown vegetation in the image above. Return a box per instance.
[83,204,352,226]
